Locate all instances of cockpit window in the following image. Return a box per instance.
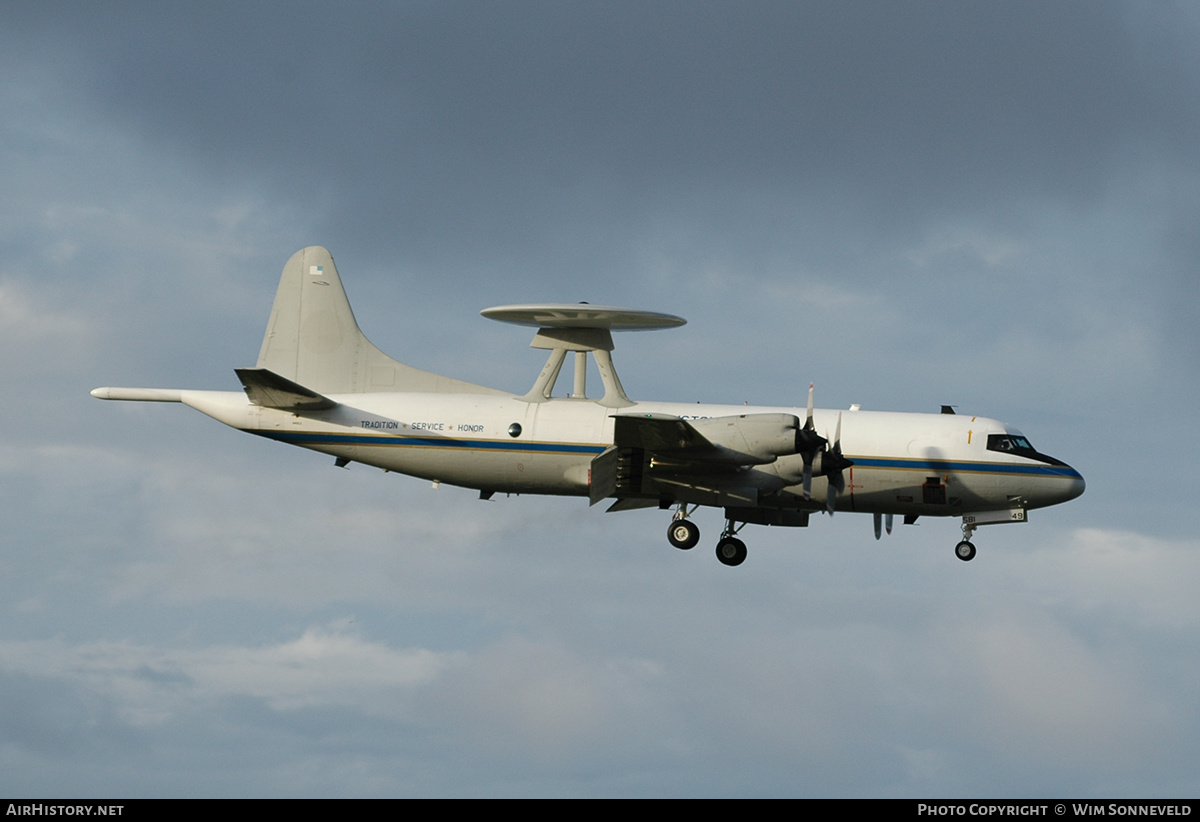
[988,434,1036,456]
[986,433,1068,466]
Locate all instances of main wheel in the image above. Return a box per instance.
[715,537,747,566]
[955,540,977,562]
[667,519,700,550]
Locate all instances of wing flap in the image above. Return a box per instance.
[605,498,661,513]
[650,476,759,507]
[589,446,619,505]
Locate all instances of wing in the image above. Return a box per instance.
[590,412,804,508]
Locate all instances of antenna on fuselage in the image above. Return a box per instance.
[479,304,686,407]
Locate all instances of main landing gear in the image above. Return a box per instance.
[666,517,700,550]
[715,534,747,566]
[666,507,748,567]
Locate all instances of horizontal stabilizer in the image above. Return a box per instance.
[235,368,337,410]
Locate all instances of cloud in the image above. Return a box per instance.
[0,280,89,344]
[1,523,1199,795]
[0,622,452,724]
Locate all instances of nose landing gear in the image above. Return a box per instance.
[956,521,977,562]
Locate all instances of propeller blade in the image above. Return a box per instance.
[874,512,882,540]
[823,412,851,515]
[886,513,893,535]
[825,458,846,513]
[796,383,826,501]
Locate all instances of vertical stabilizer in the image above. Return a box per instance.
[256,247,503,395]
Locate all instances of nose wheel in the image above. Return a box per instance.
[956,521,977,561]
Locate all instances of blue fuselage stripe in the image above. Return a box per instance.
[254,430,607,456]
[251,431,1080,479]
[847,456,1082,479]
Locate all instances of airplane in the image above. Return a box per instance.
[92,246,1085,566]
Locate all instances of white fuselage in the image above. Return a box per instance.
[179,389,1085,518]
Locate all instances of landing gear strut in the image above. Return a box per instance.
[956,521,977,562]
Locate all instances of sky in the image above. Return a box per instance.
[2,0,1199,798]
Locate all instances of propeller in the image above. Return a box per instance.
[795,384,853,512]
[873,512,894,540]
[821,411,854,514]
[796,383,827,500]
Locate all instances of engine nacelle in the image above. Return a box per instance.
[689,413,802,463]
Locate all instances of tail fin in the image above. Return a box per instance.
[255,247,503,395]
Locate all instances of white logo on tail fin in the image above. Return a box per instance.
[309,265,324,276]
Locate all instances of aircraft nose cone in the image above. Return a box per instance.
[1028,461,1084,508]
[1065,469,1085,501]
[1050,465,1085,505]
